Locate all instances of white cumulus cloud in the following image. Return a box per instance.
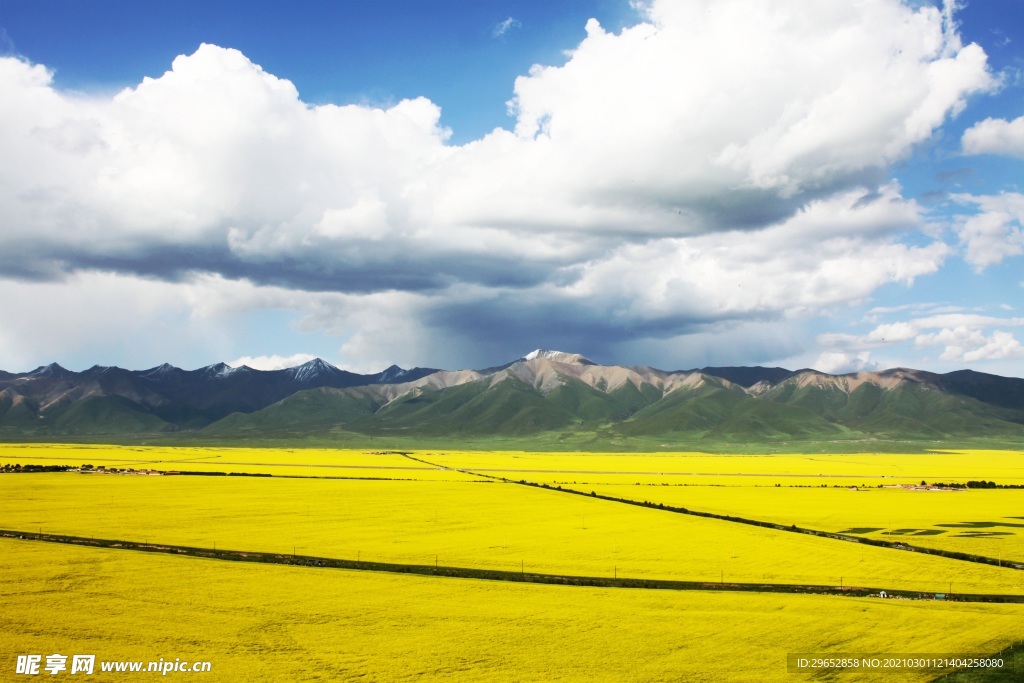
[915,328,1024,362]
[228,353,318,371]
[813,351,876,375]
[0,0,999,370]
[951,193,1024,271]
[962,115,1024,157]
[819,312,1024,367]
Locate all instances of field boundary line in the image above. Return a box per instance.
[399,454,1024,573]
[5,529,1021,603]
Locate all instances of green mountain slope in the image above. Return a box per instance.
[367,378,577,436]
[3,356,1023,445]
[0,395,174,436]
[202,387,385,437]
[616,379,848,439]
[761,380,1024,439]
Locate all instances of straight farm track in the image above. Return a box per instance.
[4,529,1022,602]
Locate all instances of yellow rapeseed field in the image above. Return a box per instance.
[2,538,1022,682]
[2,471,1023,593]
[0,443,477,480]
[7,445,1021,484]
[573,484,1024,563]
[423,449,1024,486]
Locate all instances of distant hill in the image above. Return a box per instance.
[0,359,437,435]
[1,349,1022,443]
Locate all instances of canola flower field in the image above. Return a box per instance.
[422,449,1024,563]
[3,444,1024,681]
[3,539,1024,683]
[0,443,478,480]
[573,484,1024,564]
[4,472,1024,592]
[6,540,1024,683]
[424,449,1024,487]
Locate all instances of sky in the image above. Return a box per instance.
[0,0,1022,377]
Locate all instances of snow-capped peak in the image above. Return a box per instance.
[204,362,248,379]
[141,362,180,379]
[377,364,409,383]
[290,358,340,383]
[521,349,596,365]
[30,362,72,378]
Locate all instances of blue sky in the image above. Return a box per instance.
[0,0,1022,376]
[0,0,636,142]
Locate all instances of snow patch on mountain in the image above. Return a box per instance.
[289,358,342,383]
[521,349,596,365]
[377,365,409,383]
[30,362,72,378]
[141,362,181,380]
[204,362,250,379]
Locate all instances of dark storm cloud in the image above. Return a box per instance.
[424,293,783,367]
[0,240,568,293]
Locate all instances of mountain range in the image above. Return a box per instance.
[1,350,1023,444]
